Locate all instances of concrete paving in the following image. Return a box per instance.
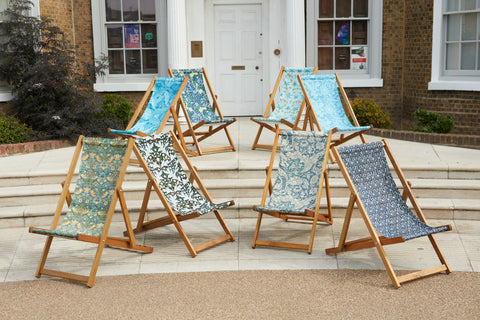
[1,117,479,283]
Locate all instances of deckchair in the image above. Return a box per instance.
[251,66,318,150]
[109,77,191,153]
[325,140,452,288]
[252,128,335,254]
[297,74,371,147]
[29,137,152,287]
[168,68,236,156]
[131,132,235,257]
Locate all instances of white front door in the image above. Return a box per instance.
[212,4,263,116]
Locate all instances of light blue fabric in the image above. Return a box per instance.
[253,67,315,124]
[110,77,183,136]
[171,69,234,125]
[256,130,329,214]
[337,141,448,240]
[300,74,371,133]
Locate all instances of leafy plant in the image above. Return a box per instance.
[0,111,31,144]
[350,98,391,129]
[412,108,454,133]
[97,94,134,129]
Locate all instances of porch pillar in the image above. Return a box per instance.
[167,0,188,68]
[284,0,305,67]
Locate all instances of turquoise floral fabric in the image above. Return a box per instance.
[110,77,184,136]
[32,138,128,238]
[337,141,448,240]
[171,69,233,125]
[301,74,371,133]
[135,133,232,215]
[256,130,329,214]
[253,67,315,124]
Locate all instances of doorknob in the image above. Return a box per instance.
[255,66,259,70]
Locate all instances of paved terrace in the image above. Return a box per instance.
[1,117,479,283]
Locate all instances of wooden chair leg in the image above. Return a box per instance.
[35,236,54,278]
[252,212,263,248]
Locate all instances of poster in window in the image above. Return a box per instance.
[125,24,140,48]
[351,46,367,70]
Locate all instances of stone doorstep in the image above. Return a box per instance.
[0,140,72,156]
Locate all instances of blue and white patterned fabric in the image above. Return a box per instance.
[110,78,184,136]
[337,141,448,240]
[253,67,315,124]
[135,133,233,215]
[171,69,233,125]
[256,130,329,214]
[300,74,371,133]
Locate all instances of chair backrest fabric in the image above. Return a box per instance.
[171,69,220,123]
[268,67,315,123]
[263,130,328,213]
[135,133,230,215]
[337,141,449,240]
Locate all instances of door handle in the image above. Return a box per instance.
[255,66,259,70]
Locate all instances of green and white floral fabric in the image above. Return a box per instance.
[32,138,128,238]
[135,133,232,215]
[256,130,329,214]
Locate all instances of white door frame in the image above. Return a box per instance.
[205,0,270,116]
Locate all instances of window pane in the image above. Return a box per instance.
[460,0,476,10]
[142,49,158,73]
[461,43,476,69]
[107,25,123,48]
[336,0,351,17]
[478,43,480,70]
[106,0,121,22]
[126,50,141,73]
[124,24,140,48]
[444,0,458,12]
[319,0,333,18]
[353,0,368,17]
[141,24,157,47]
[462,13,477,40]
[446,43,459,69]
[318,21,333,45]
[123,0,139,21]
[140,0,155,21]
[335,21,350,45]
[447,14,460,41]
[352,20,367,44]
[318,47,333,69]
[108,50,124,74]
[335,47,350,69]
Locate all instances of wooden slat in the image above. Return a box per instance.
[397,265,449,284]
[41,268,89,283]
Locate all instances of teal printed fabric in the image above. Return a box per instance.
[32,138,128,238]
[301,74,371,133]
[256,130,329,214]
[337,141,448,240]
[253,67,315,124]
[171,69,233,124]
[135,133,232,215]
[110,77,183,136]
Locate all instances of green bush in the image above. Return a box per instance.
[0,112,31,144]
[412,108,454,133]
[97,94,134,129]
[350,98,391,129]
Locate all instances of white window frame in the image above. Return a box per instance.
[306,0,383,88]
[0,0,40,102]
[429,0,480,91]
[91,0,168,92]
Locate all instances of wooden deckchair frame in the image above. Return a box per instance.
[325,139,452,288]
[168,67,236,156]
[252,128,335,254]
[130,131,235,257]
[251,66,318,150]
[29,137,153,287]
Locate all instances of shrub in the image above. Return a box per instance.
[0,112,31,144]
[350,98,391,128]
[412,108,454,133]
[97,94,134,129]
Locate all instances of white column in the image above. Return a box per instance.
[167,0,188,68]
[284,0,305,67]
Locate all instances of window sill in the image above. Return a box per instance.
[428,80,480,91]
[0,92,13,102]
[94,82,152,92]
[340,78,383,88]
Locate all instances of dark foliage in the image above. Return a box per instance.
[412,108,454,134]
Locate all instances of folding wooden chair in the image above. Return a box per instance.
[252,128,336,254]
[325,140,452,288]
[168,68,236,156]
[251,66,318,150]
[29,137,152,287]
[131,132,235,257]
[297,74,371,147]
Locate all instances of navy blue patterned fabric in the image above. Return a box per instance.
[337,141,448,240]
